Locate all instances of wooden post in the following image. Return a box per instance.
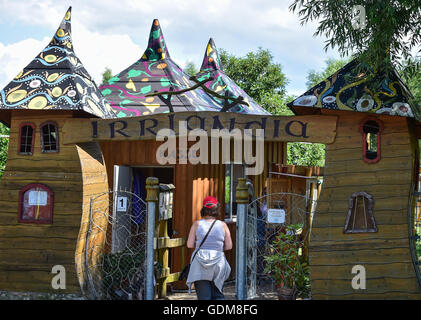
[145,177,159,300]
[236,177,248,300]
[302,180,315,263]
[158,216,170,298]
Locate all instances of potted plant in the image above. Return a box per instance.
[263,224,310,300]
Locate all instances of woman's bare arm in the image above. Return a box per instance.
[222,222,233,251]
[186,221,199,248]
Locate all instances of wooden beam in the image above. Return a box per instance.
[62,112,338,145]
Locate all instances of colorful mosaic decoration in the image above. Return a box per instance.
[0,7,116,119]
[100,19,225,118]
[195,38,270,115]
[100,20,270,117]
[288,59,420,120]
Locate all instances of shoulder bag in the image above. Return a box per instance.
[178,219,217,280]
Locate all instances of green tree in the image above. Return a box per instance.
[290,0,421,73]
[0,123,9,179]
[306,58,351,88]
[184,61,198,77]
[399,57,421,107]
[101,68,113,85]
[219,48,289,115]
[287,142,325,167]
[260,93,294,116]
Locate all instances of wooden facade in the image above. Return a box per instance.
[0,110,331,293]
[309,110,421,299]
[0,111,107,292]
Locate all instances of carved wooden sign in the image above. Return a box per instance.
[62,112,338,144]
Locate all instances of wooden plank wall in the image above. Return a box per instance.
[0,112,84,293]
[74,142,110,296]
[310,111,421,299]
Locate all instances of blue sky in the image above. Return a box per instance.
[0,0,344,97]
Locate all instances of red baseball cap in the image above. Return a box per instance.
[203,196,218,208]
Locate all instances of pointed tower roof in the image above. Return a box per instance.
[195,38,270,115]
[0,7,116,119]
[200,38,223,71]
[288,59,420,121]
[141,19,170,61]
[100,19,223,117]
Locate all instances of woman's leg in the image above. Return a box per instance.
[194,280,213,300]
[211,282,225,300]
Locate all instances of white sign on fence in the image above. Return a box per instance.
[267,208,286,224]
[117,196,128,212]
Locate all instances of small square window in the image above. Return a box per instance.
[41,122,59,153]
[19,123,35,155]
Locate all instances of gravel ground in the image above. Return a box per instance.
[0,290,86,300]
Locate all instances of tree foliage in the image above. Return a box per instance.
[399,57,421,107]
[306,58,351,88]
[219,48,290,115]
[0,123,9,179]
[184,61,198,77]
[287,142,325,167]
[101,67,113,85]
[290,0,421,74]
[219,48,288,103]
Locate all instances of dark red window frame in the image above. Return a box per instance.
[359,117,383,164]
[18,122,35,155]
[40,121,59,153]
[18,183,54,224]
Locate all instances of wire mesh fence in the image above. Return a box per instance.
[246,192,313,300]
[414,199,421,274]
[84,190,148,300]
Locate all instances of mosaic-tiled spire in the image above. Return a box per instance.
[141,19,170,61]
[195,38,270,115]
[200,38,223,71]
[0,7,116,118]
[288,59,419,120]
[49,6,73,50]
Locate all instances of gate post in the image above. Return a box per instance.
[236,177,248,300]
[146,177,159,300]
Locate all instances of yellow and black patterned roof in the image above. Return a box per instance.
[288,59,420,121]
[0,7,116,118]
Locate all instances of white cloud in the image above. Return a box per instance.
[0,0,343,94]
[0,25,142,90]
[70,23,142,86]
[0,37,48,89]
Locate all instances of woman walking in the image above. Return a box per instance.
[186,196,232,300]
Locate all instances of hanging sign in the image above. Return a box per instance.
[62,112,338,145]
[28,190,48,206]
[117,196,128,212]
[267,208,286,224]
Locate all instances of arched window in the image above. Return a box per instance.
[344,191,377,233]
[359,118,383,163]
[19,123,35,155]
[40,121,59,153]
[18,184,54,224]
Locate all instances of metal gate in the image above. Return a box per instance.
[84,190,148,300]
[245,192,313,299]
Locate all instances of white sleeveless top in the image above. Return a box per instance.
[195,219,225,252]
